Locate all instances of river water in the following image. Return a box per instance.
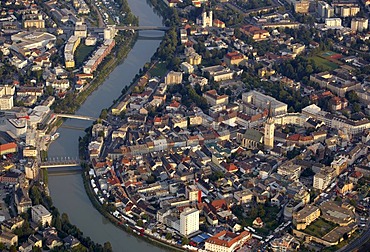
[48,1,167,251]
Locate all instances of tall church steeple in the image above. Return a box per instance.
[264,102,275,150]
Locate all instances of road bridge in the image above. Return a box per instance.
[40,159,80,168]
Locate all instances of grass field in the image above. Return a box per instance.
[149,61,168,78]
[309,56,339,71]
[304,218,337,238]
[75,43,96,67]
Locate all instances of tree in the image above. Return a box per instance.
[165,232,172,240]
[353,103,361,113]
[54,215,62,231]
[103,242,113,252]
[136,219,144,227]
[99,109,108,120]
[346,90,359,103]
[182,237,190,245]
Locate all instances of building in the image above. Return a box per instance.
[0,231,18,248]
[240,25,270,41]
[201,11,212,27]
[180,62,194,74]
[264,104,275,150]
[224,51,247,67]
[242,91,288,116]
[277,163,301,181]
[293,205,320,230]
[187,53,202,65]
[186,185,201,203]
[310,71,361,97]
[325,18,342,27]
[205,230,251,252]
[11,31,56,53]
[239,129,263,150]
[351,18,368,32]
[234,189,253,204]
[270,233,300,252]
[0,95,13,110]
[104,25,116,40]
[31,205,52,227]
[302,104,370,134]
[313,166,336,190]
[180,208,199,236]
[165,71,183,85]
[64,35,81,68]
[0,132,17,155]
[24,19,45,29]
[291,0,310,14]
[203,90,229,106]
[202,65,234,82]
[317,1,334,18]
[74,20,87,38]
[320,201,355,226]
[331,155,347,175]
[83,39,115,74]
[213,19,225,28]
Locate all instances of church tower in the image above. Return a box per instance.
[264,102,275,150]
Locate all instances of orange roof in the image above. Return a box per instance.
[206,230,251,248]
[287,134,300,141]
[225,163,238,172]
[169,100,180,108]
[211,199,228,210]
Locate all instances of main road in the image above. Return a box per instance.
[47,0,168,251]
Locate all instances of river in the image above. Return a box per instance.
[47,1,167,251]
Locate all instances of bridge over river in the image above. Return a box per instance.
[40,159,80,168]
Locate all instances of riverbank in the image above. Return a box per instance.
[80,162,185,252]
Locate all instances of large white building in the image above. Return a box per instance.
[351,17,368,32]
[11,31,56,52]
[31,204,52,227]
[180,208,199,236]
[0,85,15,110]
[242,90,287,116]
[104,25,116,40]
[313,166,336,190]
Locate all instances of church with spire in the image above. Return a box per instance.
[264,102,275,150]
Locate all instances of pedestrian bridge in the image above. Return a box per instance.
[54,113,98,121]
[40,159,80,168]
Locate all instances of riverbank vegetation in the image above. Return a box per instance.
[27,183,113,251]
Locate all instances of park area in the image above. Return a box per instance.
[75,43,97,67]
[304,218,338,238]
[148,61,168,78]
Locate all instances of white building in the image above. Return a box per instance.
[0,85,15,110]
[104,25,116,40]
[351,17,368,32]
[180,208,199,236]
[31,205,52,227]
[181,62,194,74]
[325,18,342,27]
[313,167,336,190]
[242,90,288,116]
[202,11,212,28]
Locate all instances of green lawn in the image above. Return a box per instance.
[75,43,96,67]
[304,218,338,238]
[308,56,339,71]
[149,62,168,78]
